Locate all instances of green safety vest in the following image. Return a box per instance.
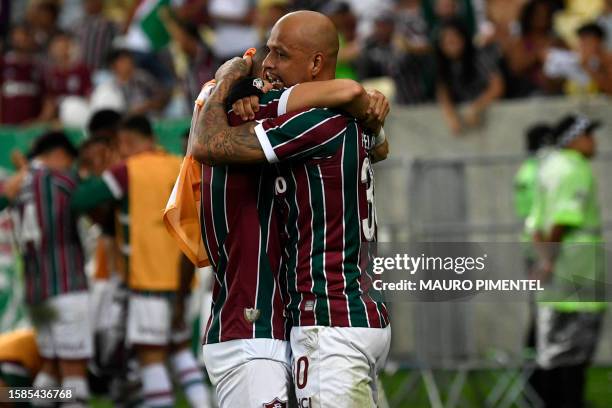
[530,149,606,312]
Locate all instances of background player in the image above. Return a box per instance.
[71,116,209,408]
[0,132,92,406]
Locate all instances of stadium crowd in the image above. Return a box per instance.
[1,0,611,134]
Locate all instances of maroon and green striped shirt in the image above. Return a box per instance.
[12,163,87,304]
[254,107,389,328]
[201,89,291,344]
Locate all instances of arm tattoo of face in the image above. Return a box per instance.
[194,78,263,166]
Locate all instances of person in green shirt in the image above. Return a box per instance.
[530,114,605,408]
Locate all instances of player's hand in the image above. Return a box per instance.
[2,169,27,201]
[10,150,27,170]
[366,90,390,124]
[215,57,252,83]
[232,80,274,121]
[360,90,389,134]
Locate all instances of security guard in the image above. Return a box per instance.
[530,114,606,408]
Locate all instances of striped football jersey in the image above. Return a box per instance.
[201,88,291,344]
[254,107,389,328]
[11,163,87,304]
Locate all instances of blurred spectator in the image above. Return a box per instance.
[208,0,258,60]
[356,8,435,105]
[575,23,612,94]
[70,0,118,72]
[28,1,61,52]
[42,31,92,121]
[323,2,359,79]
[255,0,290,46]
[598,0,612,50]
[422,0,487,41]
[553,0,604,48]
[392,52,436,105]
[480,0,527,51]
[0,24,46,125]
[159,11,215,106]
[100,49,169,116]
[357,12,396,80]
[173,0,208,27]
[394,0,430,53]
[544,23,612,95]
[435,19,504,135]
[505,0,563,97]
[345,0,394,39]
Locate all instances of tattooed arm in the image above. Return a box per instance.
[191,58,266,166]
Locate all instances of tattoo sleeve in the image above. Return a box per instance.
[193,78,265,166]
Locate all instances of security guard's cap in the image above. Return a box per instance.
[553,114,601,147]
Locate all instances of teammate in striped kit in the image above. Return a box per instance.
[71,116,209,408]
[0,132,92,405]
[193,11,391,407]
[194,48,388,406]
[198,83,293,408]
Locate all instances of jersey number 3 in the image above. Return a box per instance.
[361,157,376,241]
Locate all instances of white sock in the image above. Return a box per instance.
[141,363,175,407]
[32,372,59,407]
[61,376,90,407]
[170,349,210,408]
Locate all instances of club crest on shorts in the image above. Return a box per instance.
[263,398,287,408]
[244,307,261,322]
[253,78,265,91]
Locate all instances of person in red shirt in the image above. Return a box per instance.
[0,24,45,125]
[43,31,92,120]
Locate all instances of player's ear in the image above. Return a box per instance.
[311,53,324,78]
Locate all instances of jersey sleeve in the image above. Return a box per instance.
[70,163,128,213]
[549,166,592,227]
[101,163,129,200]
[253,107,348,163]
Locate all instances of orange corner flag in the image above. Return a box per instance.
[163,80,216,267]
